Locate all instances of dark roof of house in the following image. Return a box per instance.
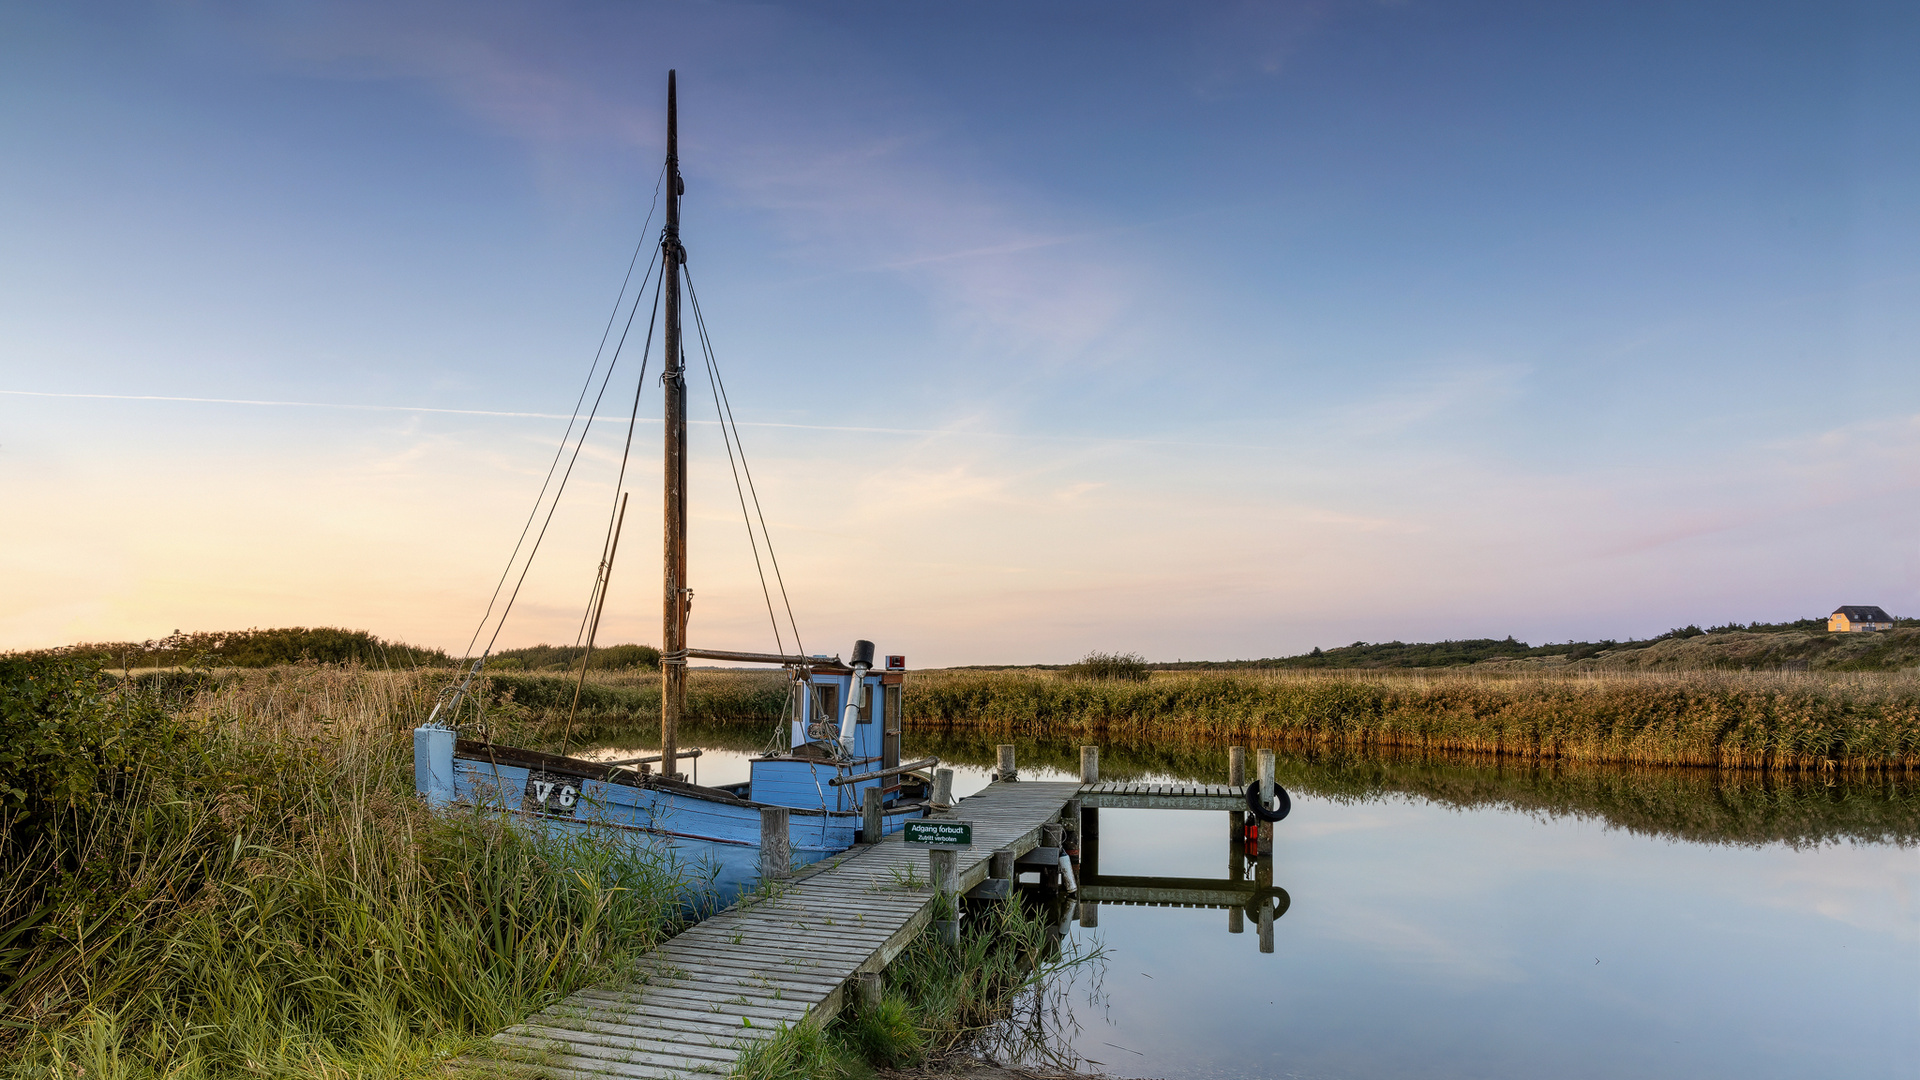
[1833,605,1893,622]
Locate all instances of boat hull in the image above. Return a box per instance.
[416,729,924,907]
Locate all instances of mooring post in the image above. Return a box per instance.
[1230,907,1244,934]
[862,786,882,844]
[1078,900,1098,927]
[997,744,1017,781]
[1228,744,1246,848]
[1063,798,1081,851]
[1080,745,1099,784]
[1040,823,1064,888]
[1255,851,1274,952]
[931,768,954,809]
[990,848,1015,882]
[759,806,790,879]
[856,971,883,1011]
[930,848,959,943]
[1257,748,1276,856]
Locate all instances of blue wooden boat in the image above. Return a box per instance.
[414,644,933,907]
[411,72,934,908]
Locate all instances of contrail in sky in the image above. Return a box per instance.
[0,388,1279,451]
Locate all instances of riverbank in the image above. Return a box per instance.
[902,668,1920,770]
[0,659,690,1077]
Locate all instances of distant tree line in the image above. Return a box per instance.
[8,627,450,669]
[6,627,666,673]
[1150,614,1915,671]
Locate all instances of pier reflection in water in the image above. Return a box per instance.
[1076,806,1291,954]
[580,727,1917,1079]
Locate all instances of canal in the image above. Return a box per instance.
[590,727,1919,1078]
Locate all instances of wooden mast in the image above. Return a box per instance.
[661,70,686,779]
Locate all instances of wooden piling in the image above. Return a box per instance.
[862,786,882,844]
[990,849,1015,882]
[1257,748,1276,856]
[932,768,954,808]
[856,971,883,1011]
[1080,745,1099,784]
[930,848,959,942]
[1229,745,1246,848]
[997,744,1017,780]
[759,806,790,879]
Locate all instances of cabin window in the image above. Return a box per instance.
[859,682,874,723]
[814,684,839,725]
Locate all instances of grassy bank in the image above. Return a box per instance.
[0,660,689,1078]
[901,668,1920,770]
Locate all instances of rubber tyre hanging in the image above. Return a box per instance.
[1244,780,1292,822]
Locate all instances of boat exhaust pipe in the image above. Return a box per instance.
[839,639,876,751]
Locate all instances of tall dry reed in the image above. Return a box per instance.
[903,667,1920,770]
[2,662,687,1078]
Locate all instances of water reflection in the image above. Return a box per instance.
[581,724,1918,1078]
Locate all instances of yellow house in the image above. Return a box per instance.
[1829,606,1894,632]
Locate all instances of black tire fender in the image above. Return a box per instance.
[1245,780,1291,822]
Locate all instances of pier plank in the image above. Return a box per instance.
[497,781,1083,1077]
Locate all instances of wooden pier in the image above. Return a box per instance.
[489,745,1287,1078]
[492,779,1083,1078]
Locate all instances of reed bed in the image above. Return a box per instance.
[903,668,1920,770]
[1,661,687,1078]
[900,732,1920,848]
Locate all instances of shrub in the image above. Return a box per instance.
[1064,651,1149,682]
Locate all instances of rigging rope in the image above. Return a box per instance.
[463,162,667,665]
[682,263,806,657]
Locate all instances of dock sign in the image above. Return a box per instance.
[904,819,973,848]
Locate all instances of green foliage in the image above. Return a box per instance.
[732,1018,869,1080]
[8,628,450,670]
[1063,651,1149,682]
[738,896,1088,1077]
[0,663,686,1076]
[488,642,662,672]
[484,671,790,748]
[0,656,174,847]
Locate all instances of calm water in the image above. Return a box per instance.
[587,729,1920,1079]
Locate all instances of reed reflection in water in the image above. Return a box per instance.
[582,724,1918,1078]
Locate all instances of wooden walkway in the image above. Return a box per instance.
[1079,781,1245,811]
[492,781,1082,1079]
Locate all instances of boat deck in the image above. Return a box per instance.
[491,780,1083,1078]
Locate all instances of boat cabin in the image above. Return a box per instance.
[745,659,907,814]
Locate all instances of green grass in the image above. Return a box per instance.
[733,897,1093,1079]
[1,661,690,1078]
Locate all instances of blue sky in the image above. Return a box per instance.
[3,1,1916,664]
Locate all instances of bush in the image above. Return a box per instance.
[1064,651,1149,682]
[0,663,687,1074]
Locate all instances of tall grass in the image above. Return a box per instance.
[485,670,790,748]
[1,662,688,1078]
[903,668,1920,770]
[734,896,1094,1079]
